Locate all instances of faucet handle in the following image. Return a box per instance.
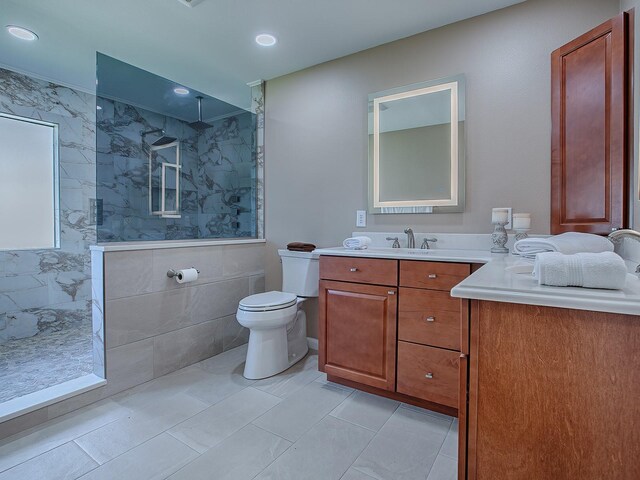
[386,237,400,248]
[420,237,438,249]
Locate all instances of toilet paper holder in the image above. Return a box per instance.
[167,268,200,278]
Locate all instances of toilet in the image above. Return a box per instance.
[236,249,319,379]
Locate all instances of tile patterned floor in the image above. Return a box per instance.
[0,323,93,402]
[0,345,458,480]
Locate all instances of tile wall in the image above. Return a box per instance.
[0,67,96,355]
[96,98,257,241]
[0,241,265,440]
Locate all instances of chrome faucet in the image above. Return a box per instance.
[608,229,640,275]
[404,228,415,249]
[608,228,640,243]
[420,237,438,249]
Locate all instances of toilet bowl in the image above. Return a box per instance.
[236,249,319,379]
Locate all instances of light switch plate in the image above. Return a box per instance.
[356,210,367,227]
[497,207,513,230]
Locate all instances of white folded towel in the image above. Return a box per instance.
[533,251,627,290]
[513,232,613,260]
[343,236,372,250]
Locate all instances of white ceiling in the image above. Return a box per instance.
[0,0,526,109]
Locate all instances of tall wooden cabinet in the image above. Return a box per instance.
[551,12,630,234]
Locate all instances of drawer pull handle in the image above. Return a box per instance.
[350,267,358,272]
[427,274,437,279]
[387,291,395,295]
[425,373,434,379]
[426,316,435,322]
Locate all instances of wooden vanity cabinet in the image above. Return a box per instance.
[465,301,640,480]
[318,256,470,417]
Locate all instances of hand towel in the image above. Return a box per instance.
[343,236,372,250]
[514,232,613,260]
[287,242,316,252]
[533,251,627,290]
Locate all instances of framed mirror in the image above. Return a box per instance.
[368,74,465,214]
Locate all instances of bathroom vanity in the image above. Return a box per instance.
[315,246,640,480]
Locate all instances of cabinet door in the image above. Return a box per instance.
[319,280,397,391]
[551,13,629,234]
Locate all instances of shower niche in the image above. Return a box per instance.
[149,140,181,218]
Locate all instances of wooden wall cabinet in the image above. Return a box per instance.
[551,12,630,234]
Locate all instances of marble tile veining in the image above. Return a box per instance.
[97,96,258,242]
[0,67,96,404]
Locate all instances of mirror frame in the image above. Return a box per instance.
[368,74,466,214]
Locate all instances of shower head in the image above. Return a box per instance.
[151,135,177,147]
[188,96,213,131]
[141,128,177,146]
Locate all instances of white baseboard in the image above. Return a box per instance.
[307,337,319,350]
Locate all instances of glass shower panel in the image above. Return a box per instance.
[96,53,258,242]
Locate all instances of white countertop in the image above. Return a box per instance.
[314,246,640,316]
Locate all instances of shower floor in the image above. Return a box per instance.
[0,321,93,403]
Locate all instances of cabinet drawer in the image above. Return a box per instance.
[400,260,470,291]
[320,256,397,286]
[399,287,461,313]
[397,341,460,408]
[398,310,460,351]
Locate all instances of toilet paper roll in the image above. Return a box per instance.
[175,268,198,284]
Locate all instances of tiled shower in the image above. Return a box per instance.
[96,99,257,242]
[0,67,96,402]
[0,53,262,411]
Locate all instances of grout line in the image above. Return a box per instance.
[105,270,264,302]
[0,404,128,474]
[250,422,294,444]
[347,402,401,476]
[247,439,294,480]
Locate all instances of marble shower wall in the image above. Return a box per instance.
[97,98,257,242]
[0,68,96,345]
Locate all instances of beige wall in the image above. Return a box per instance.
[264,0,620,335]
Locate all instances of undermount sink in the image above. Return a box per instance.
[407,250,432,255]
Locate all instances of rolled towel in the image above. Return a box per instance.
[514,232,613,260]
[533,251,628,290]
[343,236,372,250]
[287,242,316,252]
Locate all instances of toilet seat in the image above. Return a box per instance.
[238,291,297,312]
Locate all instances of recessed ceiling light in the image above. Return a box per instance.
[255,33,277,47]
[173,86,190,95]
[6,25,38,41]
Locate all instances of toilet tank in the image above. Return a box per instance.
[278,249,320,297]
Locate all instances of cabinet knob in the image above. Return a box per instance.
[350,267,358,272]
[425,316,435,322]
[425,373,433,379]
[427,274,437,279]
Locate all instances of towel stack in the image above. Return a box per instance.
[533,251,628,290]
[343,236,372,250]
[287,242,316,252]
[513,232,614,260]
